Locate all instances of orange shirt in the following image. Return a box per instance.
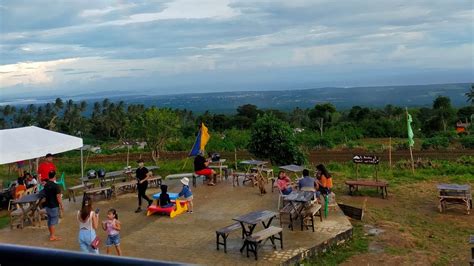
[320,175,333,189]
[15,185,26,199]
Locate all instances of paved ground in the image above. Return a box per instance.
[0,178,352,265]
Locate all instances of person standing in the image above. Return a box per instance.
[44,170,63,241]
[77,196,99,254]
[38,154,57,183]
[135,159,152,213]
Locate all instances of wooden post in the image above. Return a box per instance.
[126,144,130,167]
[388,137,392,169]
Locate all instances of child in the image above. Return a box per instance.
[158,184,173,208]
[102,208,122,256]
[178,178,193,213]
[276,171,293,195]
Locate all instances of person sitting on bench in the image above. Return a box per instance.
[158,185,174,208]
[194,152,216,186]
[315,164,332,196]
[277,171,293,195]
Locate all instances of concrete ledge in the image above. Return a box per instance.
[282,225,353,265]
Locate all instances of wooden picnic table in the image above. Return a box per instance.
[239,160,268,186]
[437,184,472,214]
[279,164,304,177]
[209,159,228,180]
[67,183,94,202]
[12,193,43,227]
[345,180,388,199]
[112,180,137,198]
[84,186,112,200]
[283,191,314,216]
[233,210,278,252]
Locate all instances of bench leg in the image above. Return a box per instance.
[192,175,196,188]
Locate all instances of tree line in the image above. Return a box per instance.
[0,87,473,159]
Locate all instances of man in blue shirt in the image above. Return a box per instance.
[298,169,316,190]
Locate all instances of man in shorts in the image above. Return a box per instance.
[44,170,63,241]
[194,152,216,186]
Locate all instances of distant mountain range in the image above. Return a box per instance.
[1,83,471,113]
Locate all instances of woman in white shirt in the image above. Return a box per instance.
[77,196,99,254]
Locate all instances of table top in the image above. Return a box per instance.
[233,210,277,225]
[240,160,268,166]
[279,164,305,173]
[283,191,314,202]
[85,187,111,193]
[153,192,179,200]
[437,184,471,191]
[108,166,160,177]
[210,159,226,164]
[13,193,42,204]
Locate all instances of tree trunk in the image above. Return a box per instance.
[151,149,159,163]
[319,118,324,137]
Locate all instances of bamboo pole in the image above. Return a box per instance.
[406,108,415,175]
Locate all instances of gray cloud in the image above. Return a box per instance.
[0,0,472,95]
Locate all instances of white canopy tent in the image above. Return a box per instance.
[0,126,84,177]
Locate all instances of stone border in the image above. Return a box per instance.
[281,225,354,265]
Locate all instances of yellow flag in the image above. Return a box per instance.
[199,123,210,151]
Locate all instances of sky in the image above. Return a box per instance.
[0,0,473,98]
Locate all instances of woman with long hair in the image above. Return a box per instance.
[77,196,99,254]
[315,164,332,195]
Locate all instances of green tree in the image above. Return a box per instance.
[133,107,181,162]
[433,96,456,132]
[308,103,337,136]
[248,113,305,165]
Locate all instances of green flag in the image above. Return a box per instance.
[407,112,415,147]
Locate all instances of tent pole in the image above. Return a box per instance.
[81,147,84,184]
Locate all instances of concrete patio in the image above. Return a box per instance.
[0,177,352,265]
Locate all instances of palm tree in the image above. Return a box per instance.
[465,84,474,105]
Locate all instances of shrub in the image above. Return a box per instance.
[248,113,306,165]
[459,135,474,149]
[421,136,450,150]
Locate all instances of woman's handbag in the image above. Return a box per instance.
[90,235,100,249]
[89,212,100,249]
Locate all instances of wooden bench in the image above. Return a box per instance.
[301,204,322,232]
[279,202,301,231]
[111,181,136,198]
[83,186,112,201]
[438,184,472,215]
[215,222,244,253]
[148,176,162,188]
[245,226,283,260]
[165,173,205,187]
[67,183,94,202]
[345,180,388,198]
[232,172,257,187]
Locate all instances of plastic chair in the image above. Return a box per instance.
[56,172,66,190]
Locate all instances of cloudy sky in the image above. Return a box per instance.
[0,0,473,97]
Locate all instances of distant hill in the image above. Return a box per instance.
[1,83,471,113]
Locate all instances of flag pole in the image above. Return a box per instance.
[406,108,415,175]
